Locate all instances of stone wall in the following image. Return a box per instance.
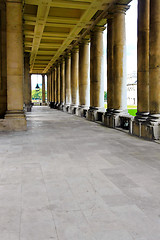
[0,1,7,118]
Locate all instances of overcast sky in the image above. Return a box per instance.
[126,0,137,74]
[32,0,137,90]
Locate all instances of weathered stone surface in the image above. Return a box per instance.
[137,0,149,115]
[0,1,7,118]
[65,53,71,106]
[0,106,160,239]
[60,58,65,107]
[24,53,32,112]
[71,47,79,107]
[42,74,45,104]
[79,38,90,110]
[90,26,105,110]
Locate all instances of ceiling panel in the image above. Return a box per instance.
[23,0,132,74]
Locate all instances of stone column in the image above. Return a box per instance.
[48,72,51,104]
[137,0,150,119]
[78,38,90,117]
[42,74,45,105]
[71,47,79,114]
[54,67,57,107]
[60,58,65,109]
[50,71,52,103]
[147,0,160,139]
[64,53,71,112]
[56,65,58,105]
[104,16,115,127]
[88,26,105,121]
[105,4,129,128]
[132,0,150,137]
[29,74,31,103]
[0,1,7,119]
[51,69,55,107]
[57,63,61,107]
[107,16,114,112]
[48,72,52,104]
[113,4,129,113]
[24,53,31,112]
[5,0,26,130]
[47,74,49,103]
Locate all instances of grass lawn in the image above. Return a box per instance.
[104,103,137,117]
[128,109,137,116]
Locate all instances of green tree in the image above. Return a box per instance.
[104,91,107,101]
[32,89,42,100]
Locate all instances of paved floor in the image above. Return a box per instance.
[0,106,160,240]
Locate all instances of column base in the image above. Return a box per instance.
[103,109,114,127]
[77,105,89,118]
[87,107,105,122]
[24,104,32,112]
[54,102,60,109]
[132,112,149,137]
[63,104,71,112]
[50,102,55,108]
[104,109,129,128]
[59,103,64,110]
[132,114,160,140]
[42,102,47,106]
[69,104,78,114]
[0,111,27,131]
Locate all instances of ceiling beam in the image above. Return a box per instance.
[43,0,110,73]
[25,20,76,28]
[29,0,52,71]
[25,43,61,48]
[36,56,52,60]
[24,14,80,24]
[25,0,90,9]
[37,50,57,55]
[50,1,90,9]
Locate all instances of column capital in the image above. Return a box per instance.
[57,61,61,66]
[52,64,56,70]
[79,36,90,46]
[59,55,65,63]
[54,60,59,67]
[106,12,114,20]
[91,25,106,34]
[65,52,71,59]
[72,45,79,53]
[112,4,130,15]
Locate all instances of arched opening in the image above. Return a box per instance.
[31,74,47,106]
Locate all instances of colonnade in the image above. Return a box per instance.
[47,4,129,123]
[46,0,160,140]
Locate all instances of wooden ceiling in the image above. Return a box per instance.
[23,0,132,74]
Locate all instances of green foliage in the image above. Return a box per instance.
[104,91,107,101]
[32,89,42,100]
[128,109,137,116]
[32,89,47,100]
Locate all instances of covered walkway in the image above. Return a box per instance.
[0,106,160,239]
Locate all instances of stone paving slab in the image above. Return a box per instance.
[0,106,160,240]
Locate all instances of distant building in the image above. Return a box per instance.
[127,72,137,106]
